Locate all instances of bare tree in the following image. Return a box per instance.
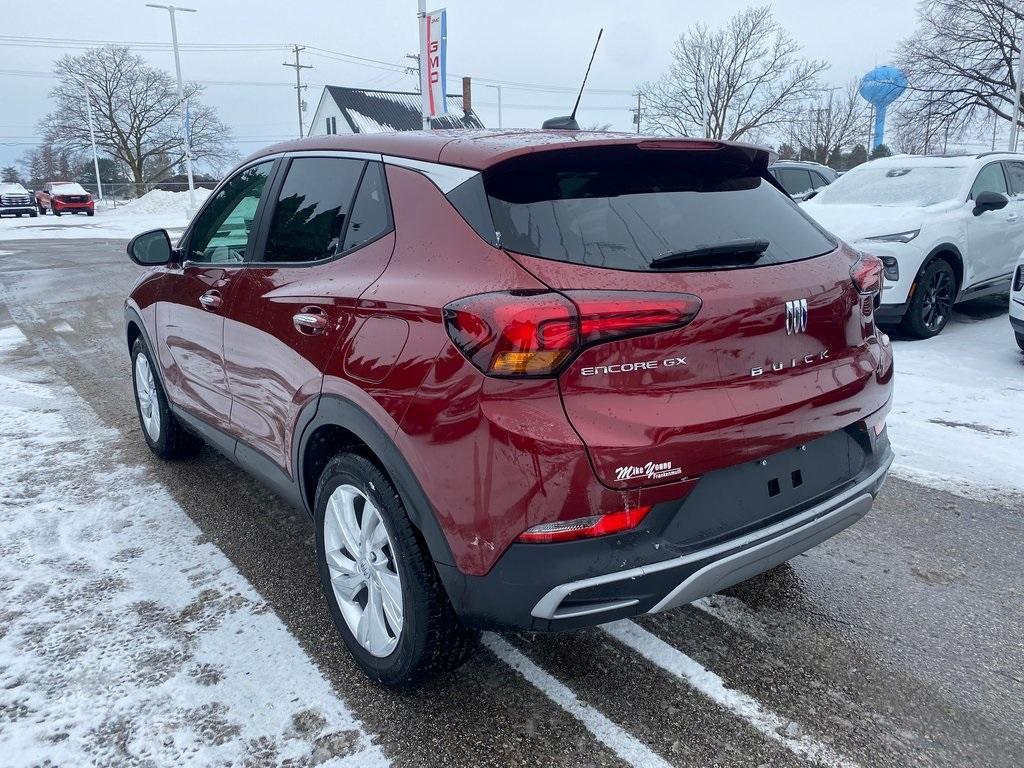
[639,6,827,141]
[897,0,1024,137]
[40,45,232,194]
[792,81,866,163]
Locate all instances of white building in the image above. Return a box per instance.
[307,85,483,136]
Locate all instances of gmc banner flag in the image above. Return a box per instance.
[419,8,448,121]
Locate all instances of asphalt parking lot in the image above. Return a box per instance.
[1,238,1021,767]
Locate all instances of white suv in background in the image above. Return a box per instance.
[803,153,1024,338]
[1011,251,1024,351]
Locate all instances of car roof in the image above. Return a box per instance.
[865,154,988,169]
[245,129,770,171]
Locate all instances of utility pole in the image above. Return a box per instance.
[82,84,103,201]
[146,4,196,210]
[282,45,312,137]
[1011,25,1024,151]
[631,92,641,134]
[405,53,422,92]
[485,84,503,129]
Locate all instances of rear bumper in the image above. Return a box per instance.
[441,426,894,631]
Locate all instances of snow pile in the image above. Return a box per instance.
[0,324,389,767]
[888,311,1024,501]
[118,187,212,216]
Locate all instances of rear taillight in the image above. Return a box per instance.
[517,505,653,543]
[851,253,884,295]
[443,290,702,377]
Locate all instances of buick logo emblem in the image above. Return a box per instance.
[785,299,808,335]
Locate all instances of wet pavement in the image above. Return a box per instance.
[1,238,1021,767]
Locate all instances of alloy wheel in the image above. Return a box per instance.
[134,353,161,441]
[323,484,403,657]
[920,268,954,333]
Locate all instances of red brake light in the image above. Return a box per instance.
[637,140,723,151]
[517,505,653,543]
[851,253,883,295]
[443,290,701,377]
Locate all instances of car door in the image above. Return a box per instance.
[223,155,396,476]
[157,160,275,432]
[965,161,1015,285]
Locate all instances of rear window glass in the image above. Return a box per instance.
[481,147,835,271]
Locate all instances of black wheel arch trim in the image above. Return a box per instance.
[920,244,964,296]
[295,394,456,567]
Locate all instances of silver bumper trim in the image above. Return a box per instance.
[531,454,893,621]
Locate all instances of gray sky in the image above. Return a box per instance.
[0,0,921,173]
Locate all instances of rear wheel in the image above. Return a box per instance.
[901,258,956,338]
[52,208,61,217]
[130,337,202,459]
[1016,331,1024,352]
[314,453,477,687]
[86,210,94,217]
[29,209,37,217]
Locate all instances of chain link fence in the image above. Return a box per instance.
[74,180,219,209]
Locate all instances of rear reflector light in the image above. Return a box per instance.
[517,505,653,543]
[444,290,701,377]
[851,253,884,295]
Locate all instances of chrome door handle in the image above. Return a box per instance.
[199,290,222,310]
[293,308,328,334]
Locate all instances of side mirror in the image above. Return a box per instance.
[127,228,173,266]
[973,190,1009,216]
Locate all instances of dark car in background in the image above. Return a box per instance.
[770,160,839,201]
[0,182,38,217]
[36,181,95,216]
[124,130,894,686]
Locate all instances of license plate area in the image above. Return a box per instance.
[661,428,866,552]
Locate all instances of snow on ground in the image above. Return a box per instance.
[888,312,1024,500]
[0,189,210,241]
[0,325,388,767]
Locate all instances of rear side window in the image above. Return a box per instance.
[483,147,836,271]
[774,168,813,196]
[263,157,363,263]
[343,161,391,251]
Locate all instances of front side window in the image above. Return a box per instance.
[970,163,1008,199]
[187,161,273,264]
[262,157,364,263]
[1003,161,1024,197]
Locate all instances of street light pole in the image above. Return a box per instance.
[82,84,103,201]
[1010,26,1024,151]
[485,84,503,129]
[146,3,196,209]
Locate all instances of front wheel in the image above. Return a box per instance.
[52,208,61,216]
[29,209,37,217]
[1016,331,1024,352]
[314,453,478,688]
[901,258,957,339]
[130,337,202,459]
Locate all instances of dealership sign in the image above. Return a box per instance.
[419,8,448,121]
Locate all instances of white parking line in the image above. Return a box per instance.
[483,634,672,768]
[602,620,860,768]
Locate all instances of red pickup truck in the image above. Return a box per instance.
[36,181,95,216]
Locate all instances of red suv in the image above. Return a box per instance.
[125,131,894,687]
[36,181,95,216]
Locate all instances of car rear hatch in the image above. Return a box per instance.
[477,142,890,491]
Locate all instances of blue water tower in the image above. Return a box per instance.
[859,66,908,149]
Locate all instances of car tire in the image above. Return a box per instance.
[52,208,61,216]
[29,209,37,217]
[314,452,478,688]
[37,205,45,215]
[1016,331,1024,352]
[130,337,202,459]
[87,210,94,217]
[901,258,957,339]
